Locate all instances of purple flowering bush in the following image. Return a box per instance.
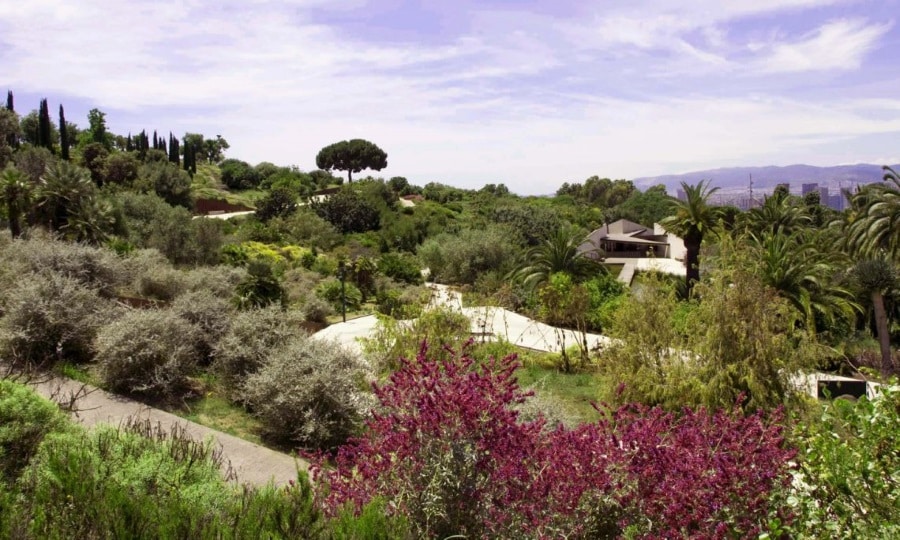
[313,342,795,538]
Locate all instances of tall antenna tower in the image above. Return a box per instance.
[748,173,754,209]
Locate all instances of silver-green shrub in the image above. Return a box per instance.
[211,307,303,394]
[0,273,117,367]
[240,336,373,450]
[171,290,233,364]
[96,309,199,399]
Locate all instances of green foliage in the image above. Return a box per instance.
[267,208,343,251]
[311,187,381,234]
[583,272,626,332]
[137,160,193,209]
[219,158,261,189]
[377,251,423,285]
[256,186,298,222]
[360,308,471,372]
[0,380,69,482]
[315,277,363,312]
[235,260,286,309]
[490,203,563,246]
[222,240,309,271]
[614,184,674,226]
[117,191,222,265]
[784,385,900,538]
[417,225,522,285]
[513,226,603,290]
[240,336,372,450]
[96,309,200,400]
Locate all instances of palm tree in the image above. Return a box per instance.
[36,161,111,243]
[742,192,812,237]
[512,227,604,290]
[847,166,900,260]
[851,257,897,374]
[659,180,724,297]
[1,165,31,238]
[751,231,860,337]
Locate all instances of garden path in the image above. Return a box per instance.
[16,371,305,487]
[313,284,613,356]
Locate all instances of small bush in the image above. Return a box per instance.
[315,278,363,312]
[136,266,188,301]
[179,264,247,298]
[377,252,423,285]
[171,290,233,364]
[211,307,303,393]
[3,237,127,298]
[235,261,286,309]
[240,336,373,450]
[302,296,334,324]
[0,273,117,367]
[0,380,69,482]
[96,309,199,399]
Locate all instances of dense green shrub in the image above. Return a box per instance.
[219,158,261,189]
[311,188,380,234]
[211,307,303,393]
[240,336,373,450]
[136,265,188,301]
[315,277,363,312]
[96,309,199,399]
[0,380,69,482]
[417,225,522,285]
[784,384,900,538]
[378,252,423,285]
[361,308,471,372]
[235,261,286,309]
[182,264,247,298]
[0,273,116,367]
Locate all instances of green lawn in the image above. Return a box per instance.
[515,361,604,423]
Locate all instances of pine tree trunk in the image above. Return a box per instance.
[872,291,892,373]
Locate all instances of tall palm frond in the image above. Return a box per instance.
[513,227,605,290]
[659,180,723,296]
[847,167,900,260]
[751,231,860,337]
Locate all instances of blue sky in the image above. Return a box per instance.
[2,0,899,194]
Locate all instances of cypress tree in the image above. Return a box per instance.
[39,99,54,150]
[168,133,179,164]
[59,104,69,160]
[126,133,133,152]
[5,91,15,148]
[152,130,158,150]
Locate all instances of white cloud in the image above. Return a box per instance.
[754,18,892,73]
[0,0,897,194]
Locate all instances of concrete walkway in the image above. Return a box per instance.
[313,284,613,356]
[17,371,304,487]
[605,257,686,285]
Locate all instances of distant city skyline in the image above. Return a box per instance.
[2,0,899,195]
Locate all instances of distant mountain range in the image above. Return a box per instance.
[633,164,898,195]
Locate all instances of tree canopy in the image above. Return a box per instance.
[315,139,387,183]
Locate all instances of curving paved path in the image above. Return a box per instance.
[15,371,304,487]
[313,284,613,356]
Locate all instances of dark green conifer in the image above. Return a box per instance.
[38,98,52,150]
[58,104,69,160]
[5,90,12,111]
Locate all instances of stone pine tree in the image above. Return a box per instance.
[38,98,53,150]
[316,139,388,183]
[59,104,69,161]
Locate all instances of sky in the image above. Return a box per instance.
[1,0,899,195]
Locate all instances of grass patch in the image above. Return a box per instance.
[178,393,265,446]
[515,361,603,423]
[604,264,624,277]
[54,362,102,387]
